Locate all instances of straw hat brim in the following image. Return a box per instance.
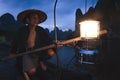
[17,9,47,24]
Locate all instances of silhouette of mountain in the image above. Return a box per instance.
[0,13,24,32]
[0,13,15,23]
[95,0,120,30]
[72,1,120,79]
[0,13,25,41]
[74,8,83,37]
[93,0,120,80]
[75,8,83,24]
[49,27,73,40]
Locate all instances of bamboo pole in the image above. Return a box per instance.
[0,37,81,61]
[0,30,107,61]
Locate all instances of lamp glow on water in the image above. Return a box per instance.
[79,20,100,39]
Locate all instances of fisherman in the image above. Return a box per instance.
[10,9,55,80]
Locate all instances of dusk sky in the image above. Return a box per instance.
[0,0,98,31]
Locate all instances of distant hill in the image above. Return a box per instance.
[0,13,25,41]
[0,13,24,32]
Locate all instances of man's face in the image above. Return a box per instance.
[27,14,40,26]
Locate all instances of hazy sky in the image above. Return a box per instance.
[0,0,98,31]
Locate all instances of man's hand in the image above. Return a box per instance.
[9,53,15,59]
[48,49,55,57]
[40,61,47,71]
[56,41,63,49]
